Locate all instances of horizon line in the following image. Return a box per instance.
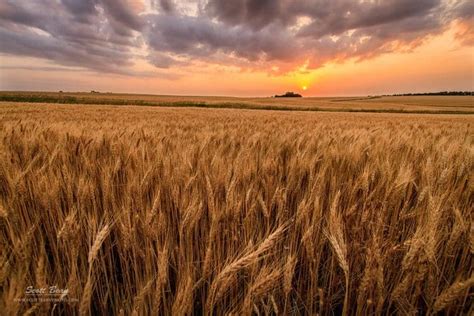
[1,89,473,99]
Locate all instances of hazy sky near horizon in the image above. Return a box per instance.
[0,0,473,96]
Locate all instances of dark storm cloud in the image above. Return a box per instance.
[205,0,285,30]
[145,14,296,64]
[0,0,139,73]
[61,0,97,18]
[296,0,442,39]
[205,0,442,32]
[0,2,43,27]
[0,0,472,74]
[453,0,474,19]
[0,26,133,74]
[145,0,452,69]
[158,0,176,13]
[101,0,143,31]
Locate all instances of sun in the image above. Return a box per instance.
[302,85,308,91]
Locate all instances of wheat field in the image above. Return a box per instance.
[1,92,473,113]
[0,103,472,315]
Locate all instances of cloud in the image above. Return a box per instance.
[61,0,97,20]
[158,0,176,13]
[0,64,86,72]
[0,0,472,76]
[453,0,474,19]
[295,0,441,39]
[145,0,457,71]
[101,0,143,31]
[0,27,134,74]
[0,1,140,73]
[145,14,296,63]
[205,0,285,30]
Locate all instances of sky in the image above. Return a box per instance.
[0,0,473,97]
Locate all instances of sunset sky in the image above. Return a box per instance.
[0,0,473,96]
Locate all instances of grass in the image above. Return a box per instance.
[0,103,472,315]
[0,92,473,114]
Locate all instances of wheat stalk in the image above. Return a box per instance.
[433,275,474,312]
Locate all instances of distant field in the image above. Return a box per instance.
[0,102,472,315]
[0,91,472,114]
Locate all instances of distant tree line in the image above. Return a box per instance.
[386,91,473,96]
[274,92,302,98]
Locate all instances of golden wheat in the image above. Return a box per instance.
[0,102,472,315]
